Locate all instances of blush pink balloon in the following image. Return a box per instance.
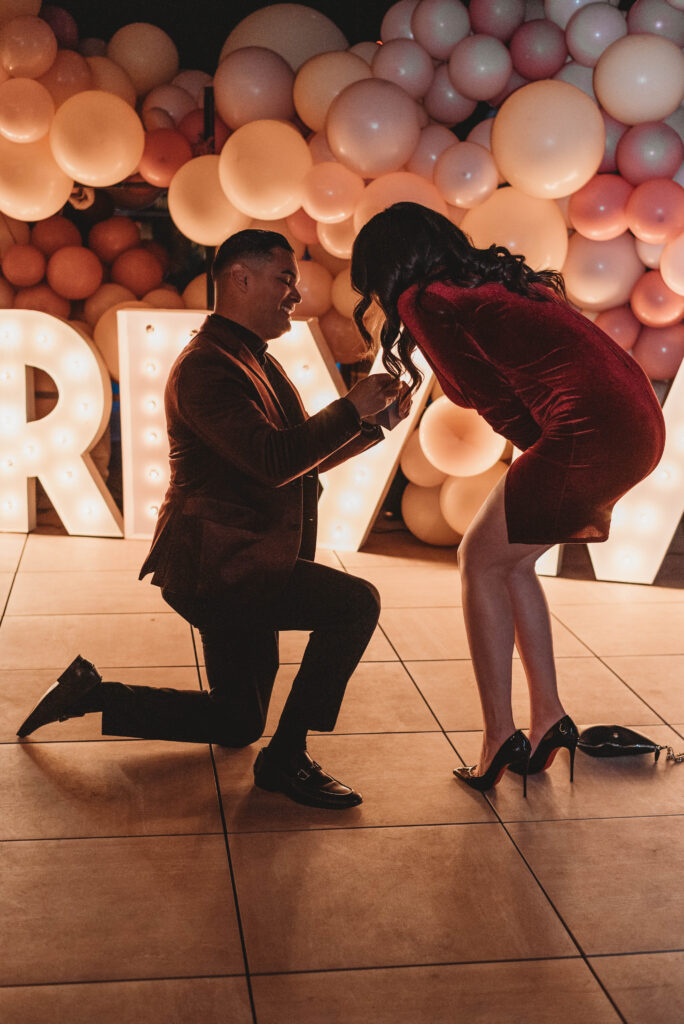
[567,174,633,240]
[598,110,628,172]
[178,109,230,156]
[410,0,471,60]
[172,69,213,106]
[213,46,294,130]
[434,141,499,208]
[448,34,512,102]
[371,37,434,99]
[469,0,525,41]
[562,232,644,310]
[381,0,419,41]
[627,0,684,47]
[660,233,684,295]
[423,64,477,127]
[293,259,332,318]
[327,79,421,177]
[308,131,336,164]
[406,124,457,179]
[594,304,641,350]
[141,84,195,125]
[302,161,364,223]
[353,171,446,231]
[488,69,529,107]
[0,77,54,142]
[632,322,684,379]
[553,60,595,100]
[616,121,684,186]
[286,208,319,246]
[565,3,627,68]
[545,0,621,31]
[36,49,91,107]
[509,19,568,79]
[630,269,684,326]
[626,179,684,245]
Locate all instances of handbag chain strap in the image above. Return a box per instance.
[665,746,684,764]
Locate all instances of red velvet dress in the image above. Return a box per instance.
[398,280,666,545]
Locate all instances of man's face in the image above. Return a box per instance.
[247,248,301,340]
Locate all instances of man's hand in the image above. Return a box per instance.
[345,374,410,421]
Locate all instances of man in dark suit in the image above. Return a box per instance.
[18,229,408,809]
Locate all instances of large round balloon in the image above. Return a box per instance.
[400,429,447,488]
[401,482,461,546]
[49,90,144,187]
[330,267,358,320]
[594,34,684,125]
[31,212,79,254]
[615,122,684,187]
[469,0,525,41]
[83,282,136,326]
[491,80,604,199]
[141,84,195,126]
[36,48,92,108]
[410,0,470,61]
[509,18,568,80]
[565,2,626,68]
[434,141,499,209]
[214,46,295,130]
[111,248,163,298]
[561,232,644,310]
[632,323,684,379]
[301,161,364,224]
[326,78,421,178]
[88,216,139,263]
[461,186,569,271]
[419,396,507,477]
[423,63,477,126]
[168,155,251,246]
[567,174,632,240]
[294,50,370,133]
[625,179,684,245]
[138,128,192,188]
[46,245,103,300]
[0,133,72,219]
[440,461,508,535]
[627,0,684,46]
[292,259,332,318]
[219,4,347,71]
[0,15,56,78]
[86,55,136,107]
[381,0,419,42]
[218,119,311,220]
[318,306,368,362]
[447,34,512,102]
[660,233,684,296]
[0,76,53,142]
[353,171,446,232]
[406,124,456,179]
[372,38,434,99]
[545,0,621,30]
[630,270,684,327]
[316,217,356,259]
[594,304,641,350]
[106,22,179,95]
[1,241,44,285]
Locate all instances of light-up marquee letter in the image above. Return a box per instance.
[0,311,123,536]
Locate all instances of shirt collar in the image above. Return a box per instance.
[208,313,268,365]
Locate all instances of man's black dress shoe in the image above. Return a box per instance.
[253,748,363,809]
[16,655,102,737]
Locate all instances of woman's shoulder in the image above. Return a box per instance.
[398,279,514,316]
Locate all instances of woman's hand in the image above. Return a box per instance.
[345,373,405,420]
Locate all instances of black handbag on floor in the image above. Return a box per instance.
[578,725,684,764]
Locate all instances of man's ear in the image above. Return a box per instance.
[228,261,250,293]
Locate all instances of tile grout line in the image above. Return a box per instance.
[0,534,29,628]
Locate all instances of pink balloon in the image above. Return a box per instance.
[423,64,477,127]
[302,161,364,223]
[567,174,633,240]
[0,77,54,143]
[36,49,91,107]
[213,46,294,130]
[406,124,457,179]
[292,259,332,318]
[308,131,336,164]
[433,141,499,208]
[616,121,684,186]
[509,19,568,79]
[598,110,628,172]
[371,38,434,99]
[627,0,684,47]
[326,79,421,177]
[632,322,684,379]
[627,179,684,245]
[630,269,684,326]
[410,0,471,61]
[172,69,213,106]
[565,3,627,68]
[286,207,319,246]
[40,6,79,49]
[469,0,525,41]
[562,232,644,310]
[545,0,620,31]
[447,34,512,102]
[141,84,195,125]
[488,68,529,107]
[553,60,595,100]
[594,304,641,350]
[381,0,419,41]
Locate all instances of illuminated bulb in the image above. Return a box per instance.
[80,401,90,413]
[340,492,362,513]
[36,333,47,344]
[148,504,159,516]
[63,469,74,481]
[71,358,83,372]
[354,468,369,484]
[145,324,155,334]
[147,468,160,481]
[146,399,158,412]
[147,430,159,443]
[3,499,14,511]
[145,361,158,375]
[24,443,35,456]
[0,370,13,381]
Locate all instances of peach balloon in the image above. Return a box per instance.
[509,18,568,79]
[381,0,419,42]
[106,22,178,96]
[461,186,569,271]
[348,41,379,64]
[635,239,664,269]
[331,267,357,320]
[419,397,507,477]
[491,80,605,199]
[78,38,106,58]
[553,60,595,100]
[627,0,684,46]
[594,34,684,125]
[561,232,644,310]
[86,56,136,107]
[615,122,684,186]
[565,2,626,67]
[630,269,684,326]
[83,282,136,326]
[307,241,348,275]
[37,49,92,107]
[316,218,356,260]
[49,90,144,187]
[489,68,530,106]
[0,273,14,305]
[214,47,295,130]
[0,0,41,23]
[0,15,56,77]
[168,155,252,248]
[411,0,470,61]
[434,142,499,209]
[111,247,163,298]
[142,286,185,309]
[308,130,336,164]
[1,241,43,284]
[93,299,151,378]
[402,482,461,546]
[88,216,139,263]
[406,124,456,180]
[597,110,627,173]
[292,260,332,319]
[219,4,347,72]
[249,217,305,260]
[141,84,195,126]
[353,172,447,232]
[400,430,447,487]
[0,76,53,141]
[14,281,69,317]
[632,323,684,379]
[286,208,319,246]
[318,306,367,363]
[440,461,508,535]
[423,63,477,127]
[326,79,421,178]
[182,273,208,310]
[625,179,684,244]
[469,0,525,40]
[31,212,79,255]
[219,119,311,220]
[47,245,103,300]
[0,133,72,219]
[178,109,230,156]
[138,128,192,188]
[448,34,512,102]
[294,50,370,133]
[371,38,433,100]
[660,233,684,296]
[301,161,364,224]
[0,214,30,258]
[172,70,212,106]
[142,106,174,132]
[594,304,641,350]
[41,6,78,48]
[544,0,620,30]
[567,174,633,240]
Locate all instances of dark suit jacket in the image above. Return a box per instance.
[139,314,381,605]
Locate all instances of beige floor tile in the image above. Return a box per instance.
[252,959,620,1024]
[542,576,684,606]
[0,533,25,572]
[194,625,397,665]
[0,666,202,743]
[0,612,195,669]
[508,816,684,955]
[5,571,168,616]
[590,952,684,1024]
[381,607,591,661]
[346,563,462,607]
[231,823,576,973]
[0,571,12,609]
[1,740,221,840]
[451,725,684,821]
[263,661,439,736]
[408,658,660,733]
[0,977,253,1024]
[550,603,684,656]
[18,534,152,573]
[0,835,244,985]
[216,732,495,833]
[602,655,684,724]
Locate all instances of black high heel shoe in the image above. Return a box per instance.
[510,715,579,781]
[454,730,531,797]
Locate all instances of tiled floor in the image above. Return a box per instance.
[1,528,683,1023]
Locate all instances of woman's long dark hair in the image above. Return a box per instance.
[351,202,567,393]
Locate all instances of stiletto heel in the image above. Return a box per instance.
[510,715,579,781]
[569,742,576,783]
[454,730,531,797]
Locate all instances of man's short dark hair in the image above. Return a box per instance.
[212,229,294,284]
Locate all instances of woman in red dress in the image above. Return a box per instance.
[351,202,666,795]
